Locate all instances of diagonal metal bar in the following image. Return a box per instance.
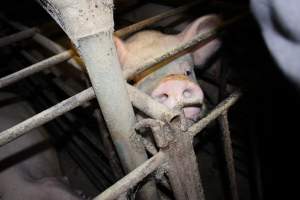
[189,90,242,137]
[0,27,37,47]
[0,13,82,70]
[93,151,166,200]
[0,88,95,147]
[123,14,246,81]
[0,83,175,148]
[114,0,207,38]
[0,50,73,88]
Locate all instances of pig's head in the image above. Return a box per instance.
[114,15,221,122]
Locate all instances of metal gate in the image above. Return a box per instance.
[0,0,244,199]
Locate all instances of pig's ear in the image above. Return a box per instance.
[113,36,128,66]
[177,15,222,66]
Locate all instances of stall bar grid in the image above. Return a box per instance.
[0,0,244,199]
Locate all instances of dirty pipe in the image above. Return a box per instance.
[36,0,159,199]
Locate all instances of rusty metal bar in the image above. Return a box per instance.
[114,0,206,38]
[0,88,94,147]
[0,27,37,47]
[0,50,73,88]
[189,91,242,137]
[219,112,239,200]
[93,151,166,200]
[123,14,246,81]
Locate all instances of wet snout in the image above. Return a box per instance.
[151,75,204,121]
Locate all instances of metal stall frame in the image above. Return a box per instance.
[0,0,245,199]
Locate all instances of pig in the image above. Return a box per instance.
[114,15,222,122]
[0,92,84,200]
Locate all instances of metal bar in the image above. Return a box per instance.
[0,88,95,147]
[114,0,206,38]
[0,50,73,88]
[93,109,124,180]
[93,151,166,200]
[0,83,174,147]
[218,112,239,200]
[166,123,206,200]
[189,91,242,137]
[0,28,37,47]
[0,13,82,71]
[218,57,239,200]
[123,14,246,81]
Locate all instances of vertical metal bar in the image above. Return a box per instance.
[166,120,205,200]
[218,58,239,200]
[218,112,239,200]
[36,1,159,199]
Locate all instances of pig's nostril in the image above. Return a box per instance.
[183,89,192,98]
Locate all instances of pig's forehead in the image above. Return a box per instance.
[135,54,194,94]
[123,31,181,69]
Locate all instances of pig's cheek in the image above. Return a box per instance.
[183,107,201,121]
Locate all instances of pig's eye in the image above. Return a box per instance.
[185,70,192,76]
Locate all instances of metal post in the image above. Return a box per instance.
[165,119,206,200]
[218,112,239,200]
[37,1,158,199]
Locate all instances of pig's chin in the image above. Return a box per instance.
[183,107,201,122]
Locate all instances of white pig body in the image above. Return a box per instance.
[0,93,83,200]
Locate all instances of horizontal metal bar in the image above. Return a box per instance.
[123,14,245,80]
[189,90,242,137]
[0,88,95,147]
[0,27,37,47]
[114,0,205,38]
[0,50,73,88]
[93,151,166,200]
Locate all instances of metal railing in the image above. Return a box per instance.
[0,0,245,199]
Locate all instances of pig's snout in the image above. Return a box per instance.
[151,76,204,121]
